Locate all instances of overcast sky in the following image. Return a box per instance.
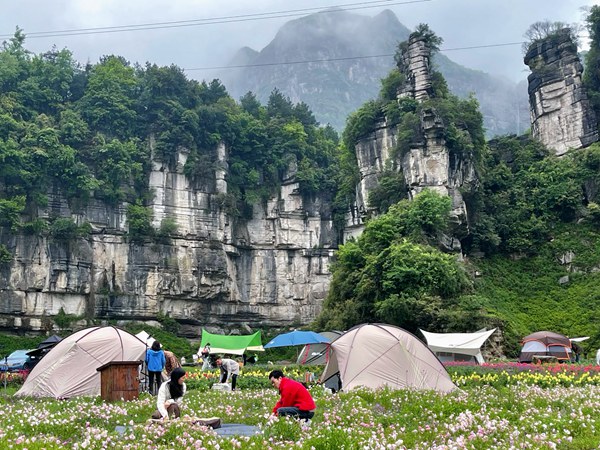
[1,0,597,85]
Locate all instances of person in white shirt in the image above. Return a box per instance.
[216,357,240,390]
[596,348,600,366]
[151,367,186,420]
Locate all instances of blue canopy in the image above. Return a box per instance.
[264,331,331,348]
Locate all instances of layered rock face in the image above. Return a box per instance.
[347,35,473,250]
[524,29,598,156]
[0,142,335,335]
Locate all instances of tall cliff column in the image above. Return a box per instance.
[524,29,598,156]
[398,35,470,250]
[397,36,433,102]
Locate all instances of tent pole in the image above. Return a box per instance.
[3,355,7,393]
[143,342,148,393]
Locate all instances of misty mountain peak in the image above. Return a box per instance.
[228,46,259,66]
[219,9,528,135]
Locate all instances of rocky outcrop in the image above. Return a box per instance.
[524,29,598,156]
[344,121,397,241]
[0,141,335,336]
[347,35,473,250]
[397,37,433,102]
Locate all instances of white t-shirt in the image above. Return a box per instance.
[156,379,187,418]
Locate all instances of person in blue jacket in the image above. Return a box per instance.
[146,340,166,395]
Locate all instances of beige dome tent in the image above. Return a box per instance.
[320,323,456,393]
[16,326,146,398]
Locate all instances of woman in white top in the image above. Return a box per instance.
[151,367,186,420]
[216,357,240,390]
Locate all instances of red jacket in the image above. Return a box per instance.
[272,377,316,413]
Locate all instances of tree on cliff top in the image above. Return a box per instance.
[394,23,443,71]
[522,20,579,54]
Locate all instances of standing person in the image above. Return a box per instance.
[268,370,316,420]
[151,367,187,420]
[164,350,181,378]
[145,341,166,395]
[596,348,600,366]
[201,343,212,371]
[571,342,582,363]
[216,357,240,391]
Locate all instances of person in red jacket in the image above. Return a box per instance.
[268,370,316,420]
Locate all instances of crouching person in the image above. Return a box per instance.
[216,357,240,391]
[269,369,316,420]
[152,367,186,420]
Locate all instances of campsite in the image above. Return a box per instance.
[1,325,600,449]
[2,362,600,449]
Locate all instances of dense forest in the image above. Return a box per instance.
[2,6,600,356]
[0,29,340,247]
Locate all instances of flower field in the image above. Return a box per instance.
[1,364,600,449]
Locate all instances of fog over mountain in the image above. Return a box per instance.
[219,9,529,135]
[1,0,591,135]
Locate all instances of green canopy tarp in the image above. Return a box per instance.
[199,330,264,356]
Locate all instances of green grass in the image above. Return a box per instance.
[472,227,600,356]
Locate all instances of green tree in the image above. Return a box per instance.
[0,195,25,229]
[126,203,154,243]
[77,55,138,139]
[317,191,467,333]
[0,244,12,263]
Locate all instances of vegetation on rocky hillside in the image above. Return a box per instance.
[0,31,340,242]
[319,20,600,356]
[3,10,600,358]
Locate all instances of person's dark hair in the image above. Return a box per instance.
[151,341,161,351]
[169,367,185,398]
[206,343,211,346]
[268,370,284,380]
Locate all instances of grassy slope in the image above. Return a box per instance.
[473,225,600,356]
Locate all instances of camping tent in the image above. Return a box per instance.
[15,326,146,398]
[420,328,496,364]
[518,331,572,363]
[135,330,155,348]
[26,335,64,369]
[38,335,63,347]
[297,331,342,365]
[320,323,456,393]
[198,329,263,356]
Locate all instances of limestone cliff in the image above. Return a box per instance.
[0,140,335,336]
[346,34,474,250]
[524,29,598,155]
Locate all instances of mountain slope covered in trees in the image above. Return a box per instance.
[221,9,529,136]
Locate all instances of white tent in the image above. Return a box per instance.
[296,331,342,365]
[135,330,155,348]
[16,326,146,398]
[320,323,456,393]
[420,328,497,364]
